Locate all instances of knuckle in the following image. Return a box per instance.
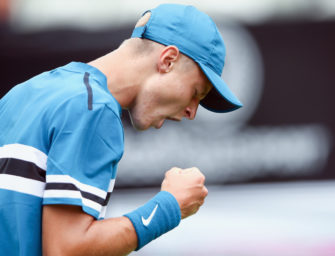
[191,167,204,178]
[191,167,201,174]
[171,167,181,173]
[196,174,205,184]
[203,187,208,197]
[166,167,178,176]
[192,166,200,172]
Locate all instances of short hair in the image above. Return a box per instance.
[122,11,196,71]
[119,12,157,54]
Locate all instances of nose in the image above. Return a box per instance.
[184,98,200,120]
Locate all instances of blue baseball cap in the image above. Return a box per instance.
[131,3,242,113]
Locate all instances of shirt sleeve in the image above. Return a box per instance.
[43,95,124,219]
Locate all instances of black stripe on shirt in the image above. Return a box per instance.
[103,192,112,206]
[83,72,93,110]
[0,158,46,182]
[45,182,109,206]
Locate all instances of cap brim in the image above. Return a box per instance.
[198,63,243,113]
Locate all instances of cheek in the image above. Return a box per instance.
[167,77,194,102]
[173,85,194,107]
[135,75,195,117]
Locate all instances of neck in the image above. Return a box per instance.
[88,46,145,109]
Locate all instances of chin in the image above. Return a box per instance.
[128,110,153,131]
[129,116,149,131]
[132,123,148,131]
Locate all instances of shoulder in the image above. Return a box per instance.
[40,62,122,123]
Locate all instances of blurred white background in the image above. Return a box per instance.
[7,0,335,31]
[107,181,335,256]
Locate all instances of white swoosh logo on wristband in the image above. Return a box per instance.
[141,204,158,226]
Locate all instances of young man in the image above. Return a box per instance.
[0,4,242,256]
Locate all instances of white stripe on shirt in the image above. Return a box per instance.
[0,174,45,197]
[43,189,102,212]
[0,143,47,171]
[46,174,111,199]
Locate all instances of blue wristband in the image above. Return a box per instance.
[124,191,181,250]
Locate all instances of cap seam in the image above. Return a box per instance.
[208,24,221,75]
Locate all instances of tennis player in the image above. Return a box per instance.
[0,4,242,256]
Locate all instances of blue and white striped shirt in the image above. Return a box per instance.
[0,62,124,256]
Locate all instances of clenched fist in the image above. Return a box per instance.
[161,167,208,219]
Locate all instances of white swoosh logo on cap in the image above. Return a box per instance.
[141,204,158,226]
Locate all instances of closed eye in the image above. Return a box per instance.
[193,88,198,98]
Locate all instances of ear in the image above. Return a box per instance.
[157,46,180,73]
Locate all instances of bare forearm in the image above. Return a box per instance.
[82,216,137,256]
[43,167,207,255]
[43,205,137,256]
